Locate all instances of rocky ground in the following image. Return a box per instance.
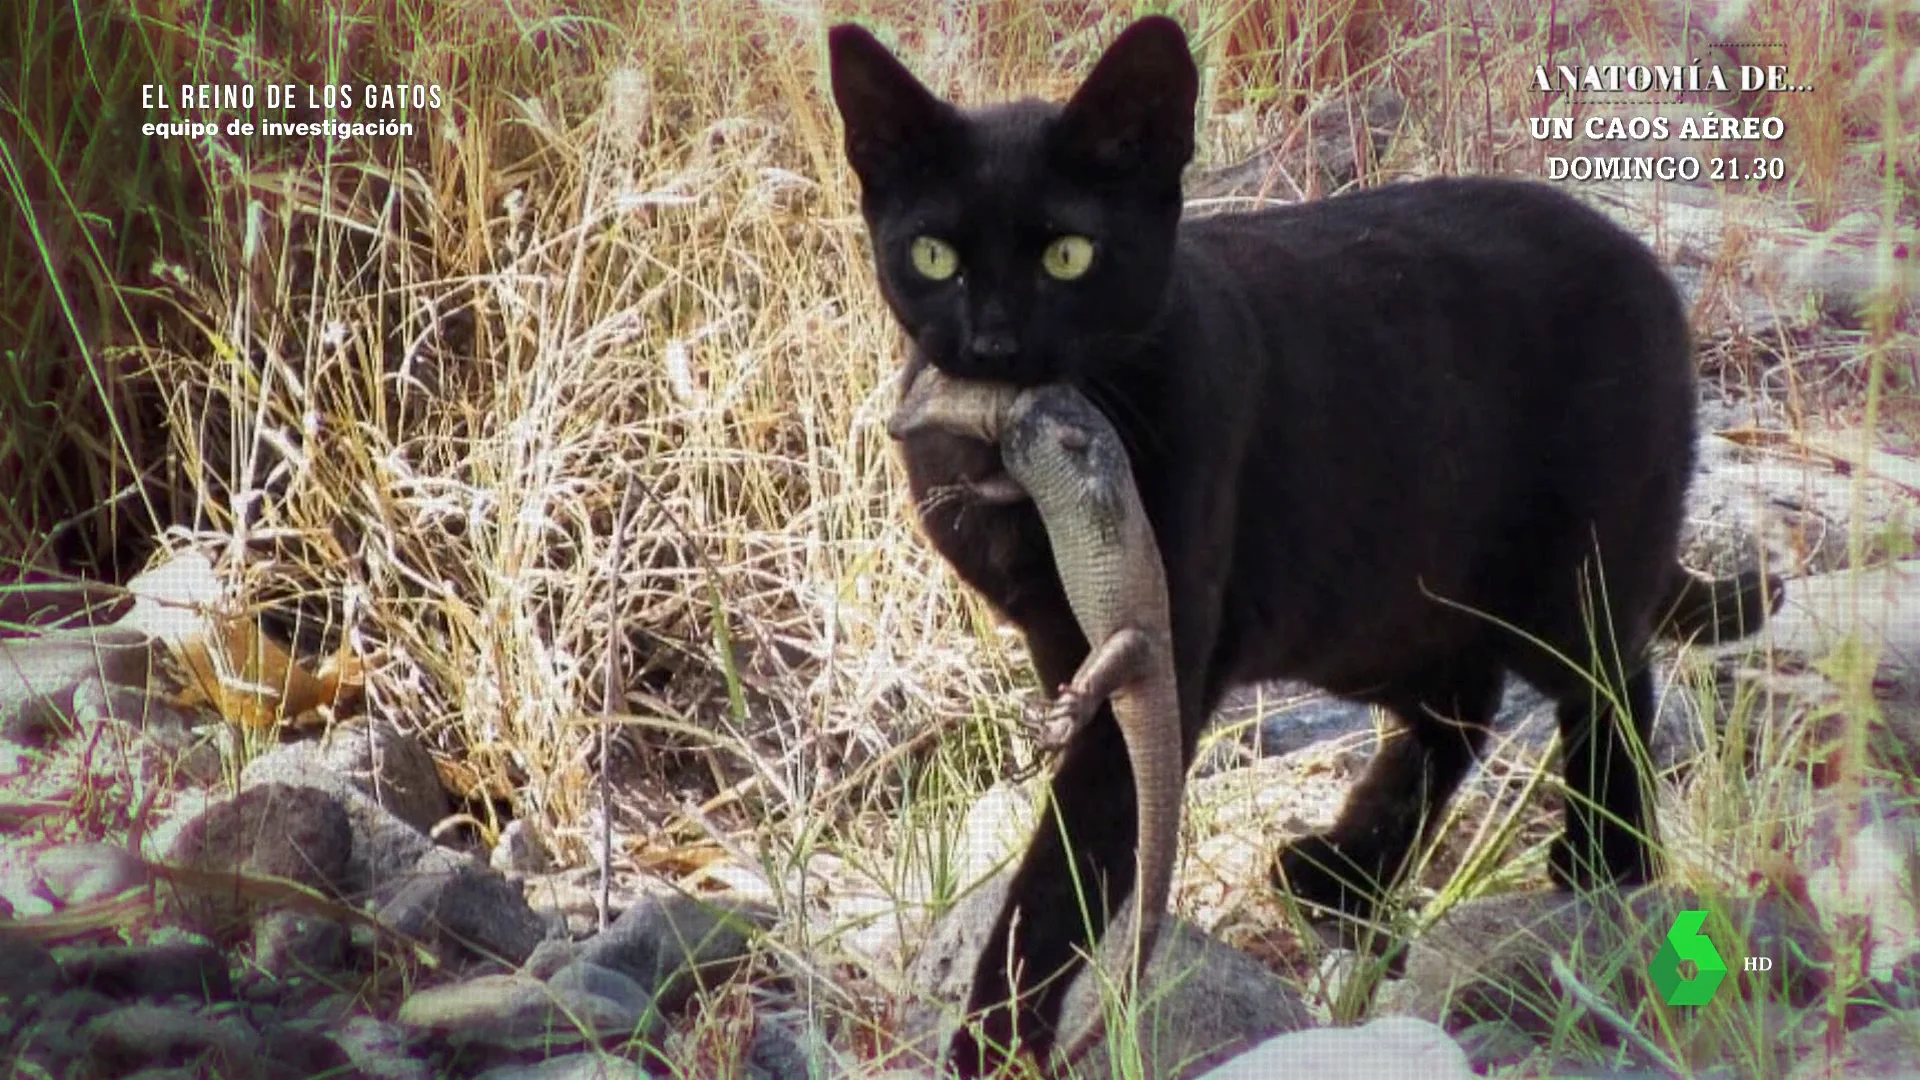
[5,411,1918,1080]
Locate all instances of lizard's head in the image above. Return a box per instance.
[1001,383,1133,523]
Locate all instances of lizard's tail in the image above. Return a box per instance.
[1654,564,1785,643]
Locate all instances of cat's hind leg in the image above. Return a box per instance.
[1271,656,1503,924]
[1546,662,1661,890]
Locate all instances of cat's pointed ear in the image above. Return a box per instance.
[1054,16,1198,182]
[828,24,960,185]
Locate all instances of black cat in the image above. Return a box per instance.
[828,15,1777,1075]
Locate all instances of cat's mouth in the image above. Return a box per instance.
[962,466,1027,505]
[889,366,1032,504]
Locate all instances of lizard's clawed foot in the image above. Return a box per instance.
[1019,681,1107,752]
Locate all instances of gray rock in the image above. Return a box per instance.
[747,1014,835,1080]
[58,941,234,1003]
[1721,561,1920,675]
[470,1054,651,1079]
[10,988,118,1072]
[905,872,1313,1078]
[164,781,353,886]
[491,819,553,876]
[252,910,351,980]
[20,986,118,1031]
[333,1015,433,1080]
[1447,1017,1542,1073]
[84,1003,261,1079]
[376,865,548,968]
[319,717,451,835]
[122,709,229,786]
[523,937,583,980]
[1241,690,1374,761]
[0,628,163,746]
[397,969,657,1051]
[239,741,468,904]
[0,930,66,1006]
[1376,885,1829,1036]
[2,695,78,747]
[162,782,355,940]
[256,1026,358,1080]
[574,893,770,1015]
[547,961,655,1019]
[1197,1017,1472,1079]
[1224,673,1702,769]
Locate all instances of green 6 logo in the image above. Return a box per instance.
[1650,909,1728,1006]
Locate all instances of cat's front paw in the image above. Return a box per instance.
[1271,833,1392,923]
[1547,831,1656,893]
[946,1010,1026,1079]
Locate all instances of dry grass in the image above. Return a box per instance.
[4,0,1917,1076]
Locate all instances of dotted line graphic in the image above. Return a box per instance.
[1708,41,1785,48]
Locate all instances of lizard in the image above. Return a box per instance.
[888,366,1183,1069]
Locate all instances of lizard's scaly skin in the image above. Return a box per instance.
[891,368,1183,1070]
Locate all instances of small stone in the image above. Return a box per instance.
[375,865,548,968]
[490,819,552,876]
[1198,1017,1473,1079]
[236,742,461,905]
[523,937,582,980]
[253,910,350,980]
[396,970,656,1050]
[0,629,162,748]
[470,1054,651,1079]
[907,872,1313,1077]
[520,871,611,939]
[8,987,116,1067]
[0,930,66,1005]
[166,782,353,892]
[548,961,654,1017]
[59,942,234,1003]
[575,893,769,1015]
[748,1013,840,1080]
[1797,787,1920,981]
[1378,885,1829,1034]
[161,783,354,942]
[24,987,118,1030]
[257,1026,356,1080]
[2,699,77,747]
[319,717,450,834]
[334,1015,432,1080]
[84,1003,260,1078]
[34,843,148,905]
[1450,1017,1542,1073]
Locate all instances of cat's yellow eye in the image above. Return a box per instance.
[910,236,959,281]
[1041,235,1095,280]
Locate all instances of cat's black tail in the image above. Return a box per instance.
[1655,565,1785,643]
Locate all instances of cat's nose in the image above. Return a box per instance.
[961,331,1021,378]
[968,331,1019,362]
